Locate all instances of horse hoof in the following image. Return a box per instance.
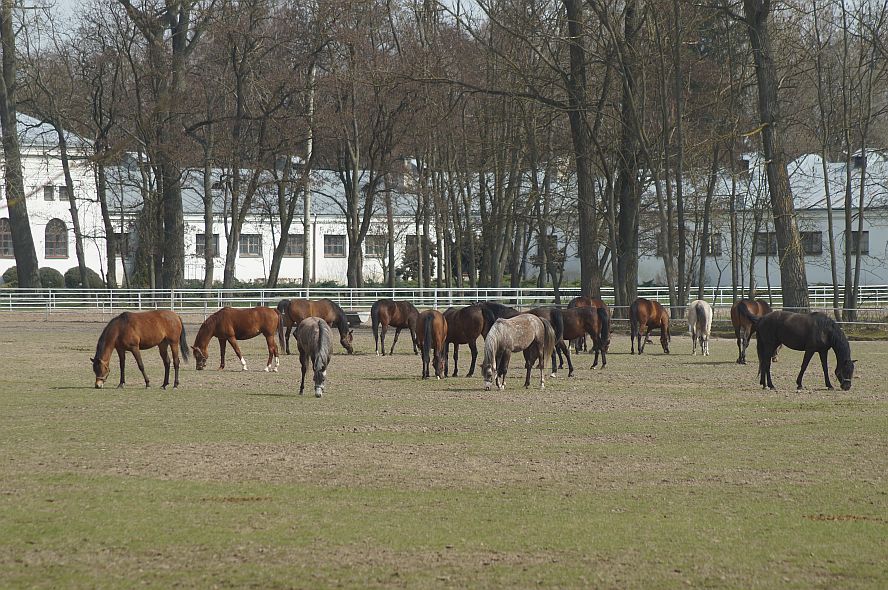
[161,385,168,390]
[116,383,124,389]
[263,366,270,373]
[827,386,834,391]
[436,376,441,380]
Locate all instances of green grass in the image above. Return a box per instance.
[0,320,886,588]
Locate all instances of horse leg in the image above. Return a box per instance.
[159,343,171,389]
[380,324,387,356]
[562,341,574,377]
[819,350,834,390]
[467,341,479,378]
[171,339,181,388]
[390,327,402,356]
[263,334,277,372]
[736,328,744,364]
[131,348,149,388]
[759,356,771,390]
[285,323,293,355]
[117,348,126,388]
[452,344,460,377]
[410,327,419,355]
[691,329,697,355]
[229,338,247,371]
[796,350,815,391]
[524,351,533,388]
[299,349,307,395]
[444,342,450,376]
[218,337,227,370]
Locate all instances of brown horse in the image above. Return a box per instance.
[567,296,610,352]
[278,298,354,354]
[92,310,188,389]
[371,298,419,356]
[443,304,496,377]
[416,309,448,379]
[191,306,281,372]
[629,298,670,354]
[561,307,611,371]
[732,298,777,365]
[526,307,569,376]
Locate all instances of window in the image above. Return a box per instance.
[45,218,68,258]
[57,185,69,200]
[0,218,12,258]
[113,232,131,258]
[284,234,304,257]
[705,233,722,257]
[801,231,822,256]
[754,232,777,256]
[848,231,869,255]
[323,234,346,258]
[239,234,261,257]
[405,234,418,252]
[365,235,387,257]
[196,233,219,257]
[43,186,54,201]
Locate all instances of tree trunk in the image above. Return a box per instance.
[303,62,316,289]
[95,162,118,287]
[55,127,89,288]
[697,145,720,300]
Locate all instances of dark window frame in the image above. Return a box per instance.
[238,234,262,258]
[45,218,69,259]
[323,234,346,258]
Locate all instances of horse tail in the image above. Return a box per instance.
[597,307,610,343]
[629,299,639,339]
[550,309,565,343]
[371,300,381,345]
[277,308,286,352]
[737,300,760,326]
[314,319,331,387]
[479,304,496,336]
[541,318,556,365]
[422,313,434,372]
[179,316,190,362]
[703,302,713,337]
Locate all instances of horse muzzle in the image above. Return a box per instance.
[840,380,852,391]
[95,380,105,389]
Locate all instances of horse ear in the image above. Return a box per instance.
[90,357,95,363]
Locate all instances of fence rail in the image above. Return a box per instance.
[0,285,886,326]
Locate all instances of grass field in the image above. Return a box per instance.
[0,319,886,589]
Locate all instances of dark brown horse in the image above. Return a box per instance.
[561,307,610,371]
[526,307,569,376]
[192,306,281,372]
[92,310,188,389]
[751,311,855,391]
[443,304,496,377]
[732,298,777,364]
[629,298,670,354]
[416,309,448,379]
[476,301,520,334]
[371,298,419,356]
[567,296,610,353]
[278,298,354,354]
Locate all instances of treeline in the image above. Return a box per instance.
[1,0,885,314]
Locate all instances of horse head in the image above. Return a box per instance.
[92,356,110,389]
[481,361,494,391]
[191,346,208,370]
[341,329,355,354]
[835,359,856,391]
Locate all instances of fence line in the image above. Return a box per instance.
[0,285,886,326]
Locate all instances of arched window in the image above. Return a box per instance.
[45,218,68,259]
[0,218,13,258]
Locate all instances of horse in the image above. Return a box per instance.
[561,307,610,371]
[481,314,556,391]
[92,310,189,389]
[296,317,332,397]
[371,299,420,356]
[443,304,496,377]
[567,296,610,353]
[476,301,520,334]
[687,299,713,356]
[416,309,448,379]
[750,310,856,391]
[278,298,354,354]
[191,306,281,372]
[732,298,777,365]
[526,307,568,375]
[629,298,670,354]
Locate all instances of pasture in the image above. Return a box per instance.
[0,318,886,589]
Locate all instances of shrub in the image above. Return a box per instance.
[38,267,65,288]
[1,266,17,287]
[64,266,105,288]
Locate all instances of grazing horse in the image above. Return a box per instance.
[278,298,354,354]
[416,309,448,379]
[751,311,856,391]
[481,315,556,391]
[92,310,188,389]
[629,298,670,354]
[732,298,777,365]
[443,304,496,377]
[561,307,610,372]
[526,307,568,376]
[296,317,332,397]
[192,306,281,372]
[371,299,420,356]
[567,296,610,353]
[687,299,713,356]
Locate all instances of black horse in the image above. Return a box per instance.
[752,310,855,391]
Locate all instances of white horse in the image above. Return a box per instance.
[687,300,713,356]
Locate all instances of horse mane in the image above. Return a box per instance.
[95,313,126,357]
[478,304,497,332]
[195,308,221,347]
[325,299,350,335]
[813,313,851,362]
[482,320,501,369]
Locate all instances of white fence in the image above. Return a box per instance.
[0,285,886,326]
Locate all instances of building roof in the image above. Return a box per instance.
[5,113,91,150]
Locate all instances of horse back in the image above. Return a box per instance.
[121,309,182,349]
[444,306,484,344]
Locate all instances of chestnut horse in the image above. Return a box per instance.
[443,304,496,377]
[561,307,611,371]
[371,298,420,356]
[191,306,281,372]
[567,296,610,353]
[278,298,354,354]
[481,314,556,390]
[92,310,188,389]
[629,298,670,354]
[732,298,776,365]
[416,309,448,379]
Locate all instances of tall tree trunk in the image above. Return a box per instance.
[672,0,687,312]
[55,127,89,288]
[697,145,720,300]
[95,162,118,287]
[302,62,316,289]
[743,0,809,309]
